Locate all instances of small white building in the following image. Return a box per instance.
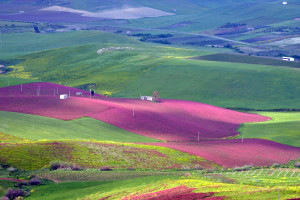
[141,96,154,101]
[60,94,69,99]
[76,92,83,96]
[282,57,294,61]
[282,1,288,4]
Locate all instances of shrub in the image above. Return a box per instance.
[70,164,82,171]
[49,161,70,171]
[294,162,300,168]
[127,167,135,171]
[99,167,112,171]
[194,165,203,170]
[1,197,9,200]
[14,197,24,200]
[29,178,42,186]
[233,165,253,171]
[271,163,281,168]
[5,189,27,200]
[7,167,17,173]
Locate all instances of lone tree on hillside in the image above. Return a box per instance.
[152,91,160,102]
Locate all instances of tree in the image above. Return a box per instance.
[152,91,160,101]
[33,26,40,33]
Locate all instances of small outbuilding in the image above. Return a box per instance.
[76,92,83,96]
[282,1,288,5]
[141,96,154,101]
[60,94,68,99]
[282,57,294,61]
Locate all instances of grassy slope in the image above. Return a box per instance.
[27,176,180,200]
[2,32,300,110]
[2,40,203,95]
[0,77,39,88]
[0,31,141,59]
[0,111,159,142]
[27,174,300,200]
[191,53,300,68]
[0,141,214,170]
[124,0,300,31]
[238,112,300,147]
[115,58,300,110]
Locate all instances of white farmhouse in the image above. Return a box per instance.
[76,92,83,96]
[141,96,154,101]
[60,94,69,99]
[282,57,294,61]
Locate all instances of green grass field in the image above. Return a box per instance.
[26,173,300,200]
[115,58,300,110]
[191,53,300,68]
[26,176,180,200]
[237,112,300,147]
[2,31,300,110]
[0,31,141,59]
[0,111,159,142]
[0,77,39,88]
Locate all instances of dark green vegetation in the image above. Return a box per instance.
[0,111,159,142]
[238,112,300,147]
[191,53,300,68]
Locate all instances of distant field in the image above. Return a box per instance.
[190,53,300,68]
[0,31,141,59]
[0,111,159,142]
[238,112,300,147]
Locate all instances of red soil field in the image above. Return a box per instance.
[0,82,270,141]
[148,139,300,167]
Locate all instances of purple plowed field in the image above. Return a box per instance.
[0,82,269,141]
[148,139,300,167]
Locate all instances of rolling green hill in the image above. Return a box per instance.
[238,112,300,147]
[1,31,300,110]
[0,111,159,142]
[115,58,300,110]
[0,31,141,59]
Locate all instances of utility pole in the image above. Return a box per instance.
[69,90,71,98]
[242,132,244,143]
[198,130,200,142]
[133,107,135,117]
[21,84,22,92]
[90,89,91,99]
